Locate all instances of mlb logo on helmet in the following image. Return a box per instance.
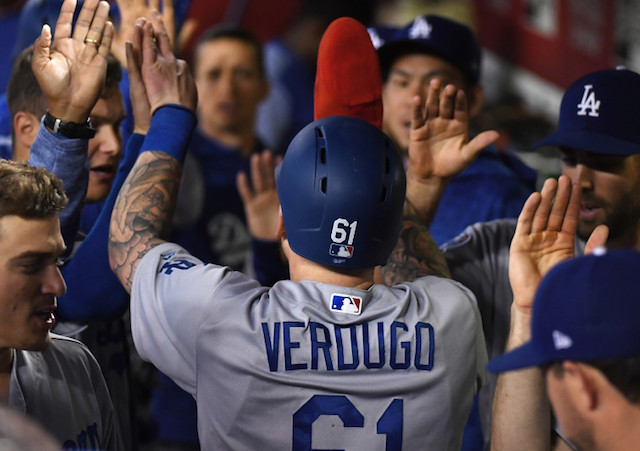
[330,294,362,315]
[329,243,354,258]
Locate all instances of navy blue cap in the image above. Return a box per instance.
[366,25,399,50]
[534,68,640,156]
[488,249,640,373]
[376,15,482,84]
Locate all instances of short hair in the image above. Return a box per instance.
[0,159,67,220]
[589,356,640,404]
[546,356,640,404]
[6,45,46,120]
[7,45,122,121]
[193,25,265,78]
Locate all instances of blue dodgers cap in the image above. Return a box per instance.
[488,249,640,373]
[376,15,482,84]
[366,24,399,50]
[534,68,640,156]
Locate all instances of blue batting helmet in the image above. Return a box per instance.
[275,115,406,269]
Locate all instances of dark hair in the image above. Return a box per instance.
[546,356,640,404]
[6,46,46,120]
[7,45,122,121]
[589,356,640,403]
[0,159,67,220]
[193,25,265,78]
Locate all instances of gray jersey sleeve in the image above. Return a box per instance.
[441,219,516,449]
[131,243,265,395]
[441,219,516,362]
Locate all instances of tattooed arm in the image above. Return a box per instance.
[376,199,450,284]
[108,14,197,293]
[109,152,183,291]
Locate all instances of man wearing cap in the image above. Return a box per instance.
[487,171,639,451]
[427,67,640,449]
[372,14,536,246]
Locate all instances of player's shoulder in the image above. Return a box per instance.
[15,334,99,379]
[47,333,96,362]
[403,275,479,312]
[441,218,517,253]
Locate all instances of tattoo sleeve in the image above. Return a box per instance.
[377,199,451,285]
[109,151,182,292]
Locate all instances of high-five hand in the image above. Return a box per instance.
[32,0,114,123]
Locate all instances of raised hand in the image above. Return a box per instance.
[112,0,176,67]
[508,175,608,314]
[405,79,499,225]
[408,78,499,181]
[32,0,114,123]
[237,151,282,241]
[126,18,151,134]
[139,11,197,114]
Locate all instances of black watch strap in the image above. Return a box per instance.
[44,111,96,139]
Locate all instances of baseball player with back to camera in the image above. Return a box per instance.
[108,15,487,451]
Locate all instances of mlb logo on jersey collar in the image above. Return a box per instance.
[534,67,640,156]
[330,294,362,315]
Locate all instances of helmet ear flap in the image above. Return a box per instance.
[275,116,406,269]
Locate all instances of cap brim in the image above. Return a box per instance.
[487,341,548,373]
[533,130,640,156]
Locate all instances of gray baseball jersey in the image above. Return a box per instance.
[442,218,585,449]
[55,319,134,451]
[9,334,123,450]
[131,243,487,450]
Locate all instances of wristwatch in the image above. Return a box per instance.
[44,111,96,139]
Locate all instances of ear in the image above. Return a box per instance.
[467,84,484,119]
[12,111,40,161]
[563,361,599,412]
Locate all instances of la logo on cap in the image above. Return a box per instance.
[409,17,432,39]
[577,84,601,117]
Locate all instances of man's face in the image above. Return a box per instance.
[382,53,470,152]
[85,85,125,204]
[560,148,640,245]
[194,38,267,135]
[0,215,66,352]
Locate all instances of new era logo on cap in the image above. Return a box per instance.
[552,330,573,350]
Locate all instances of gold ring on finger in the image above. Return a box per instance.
[84,38,100,45]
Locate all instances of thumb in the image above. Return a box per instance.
[584,224,609,255]
[32,24,52,76]
[462,130,499,162]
